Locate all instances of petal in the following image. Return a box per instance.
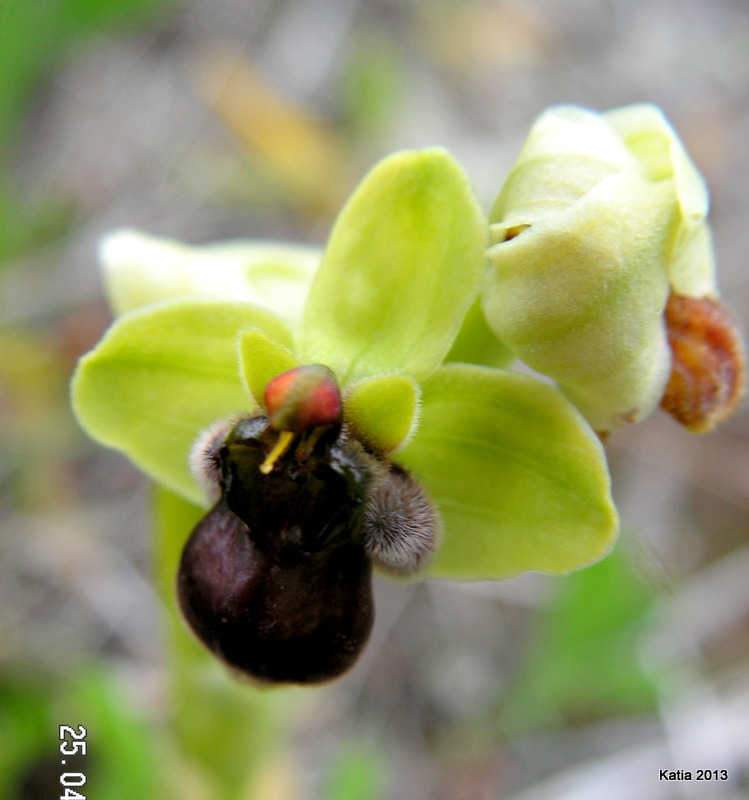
[71,298,291,504]
[100,228,321,329]
[298,148,487,382]
[238,329,299,407]
[343,374,420,454]
[397,364,618,579]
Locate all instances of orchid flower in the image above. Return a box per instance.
[72,148,617,684]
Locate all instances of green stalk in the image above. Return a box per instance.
[153,487,300,799]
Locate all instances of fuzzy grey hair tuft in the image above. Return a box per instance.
[188,417,234,500]
[362,464,438,574]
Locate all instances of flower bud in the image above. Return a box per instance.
[483,104,733,432]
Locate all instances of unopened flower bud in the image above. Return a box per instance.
[483,104,733,432]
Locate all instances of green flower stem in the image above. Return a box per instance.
[153,488,302,799]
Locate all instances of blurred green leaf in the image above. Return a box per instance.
[502,545,658,732]
[323,744,384,800]
[0,189,77,261]
[60,0,174,29]
[0,676,50,798]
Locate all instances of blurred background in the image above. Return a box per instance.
[1,0,749,798]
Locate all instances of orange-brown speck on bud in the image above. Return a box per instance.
[264,364,342,432]
[660,293,745,433]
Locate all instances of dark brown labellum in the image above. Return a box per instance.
[178,497,374,684]
[179,407,438,685]
[178,416,375,685]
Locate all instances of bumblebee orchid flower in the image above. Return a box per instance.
[483,104,744,434]
[71,148,617,684]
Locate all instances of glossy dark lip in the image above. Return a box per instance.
[178,412,437,684]
[221,416,373,552]
[178,497,375,685]
[178,415,377,685]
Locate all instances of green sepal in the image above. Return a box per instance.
[71,298,291,505]
[298,148,487,382]
[100,228,321,328]
[238,329,299,407]
[397,364,618,579]
[343,374,420,454]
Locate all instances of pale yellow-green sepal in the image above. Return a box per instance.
[397,364,619,580]
[100,228,321,328]
[298,148,487,383]
[71,298,291,504]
